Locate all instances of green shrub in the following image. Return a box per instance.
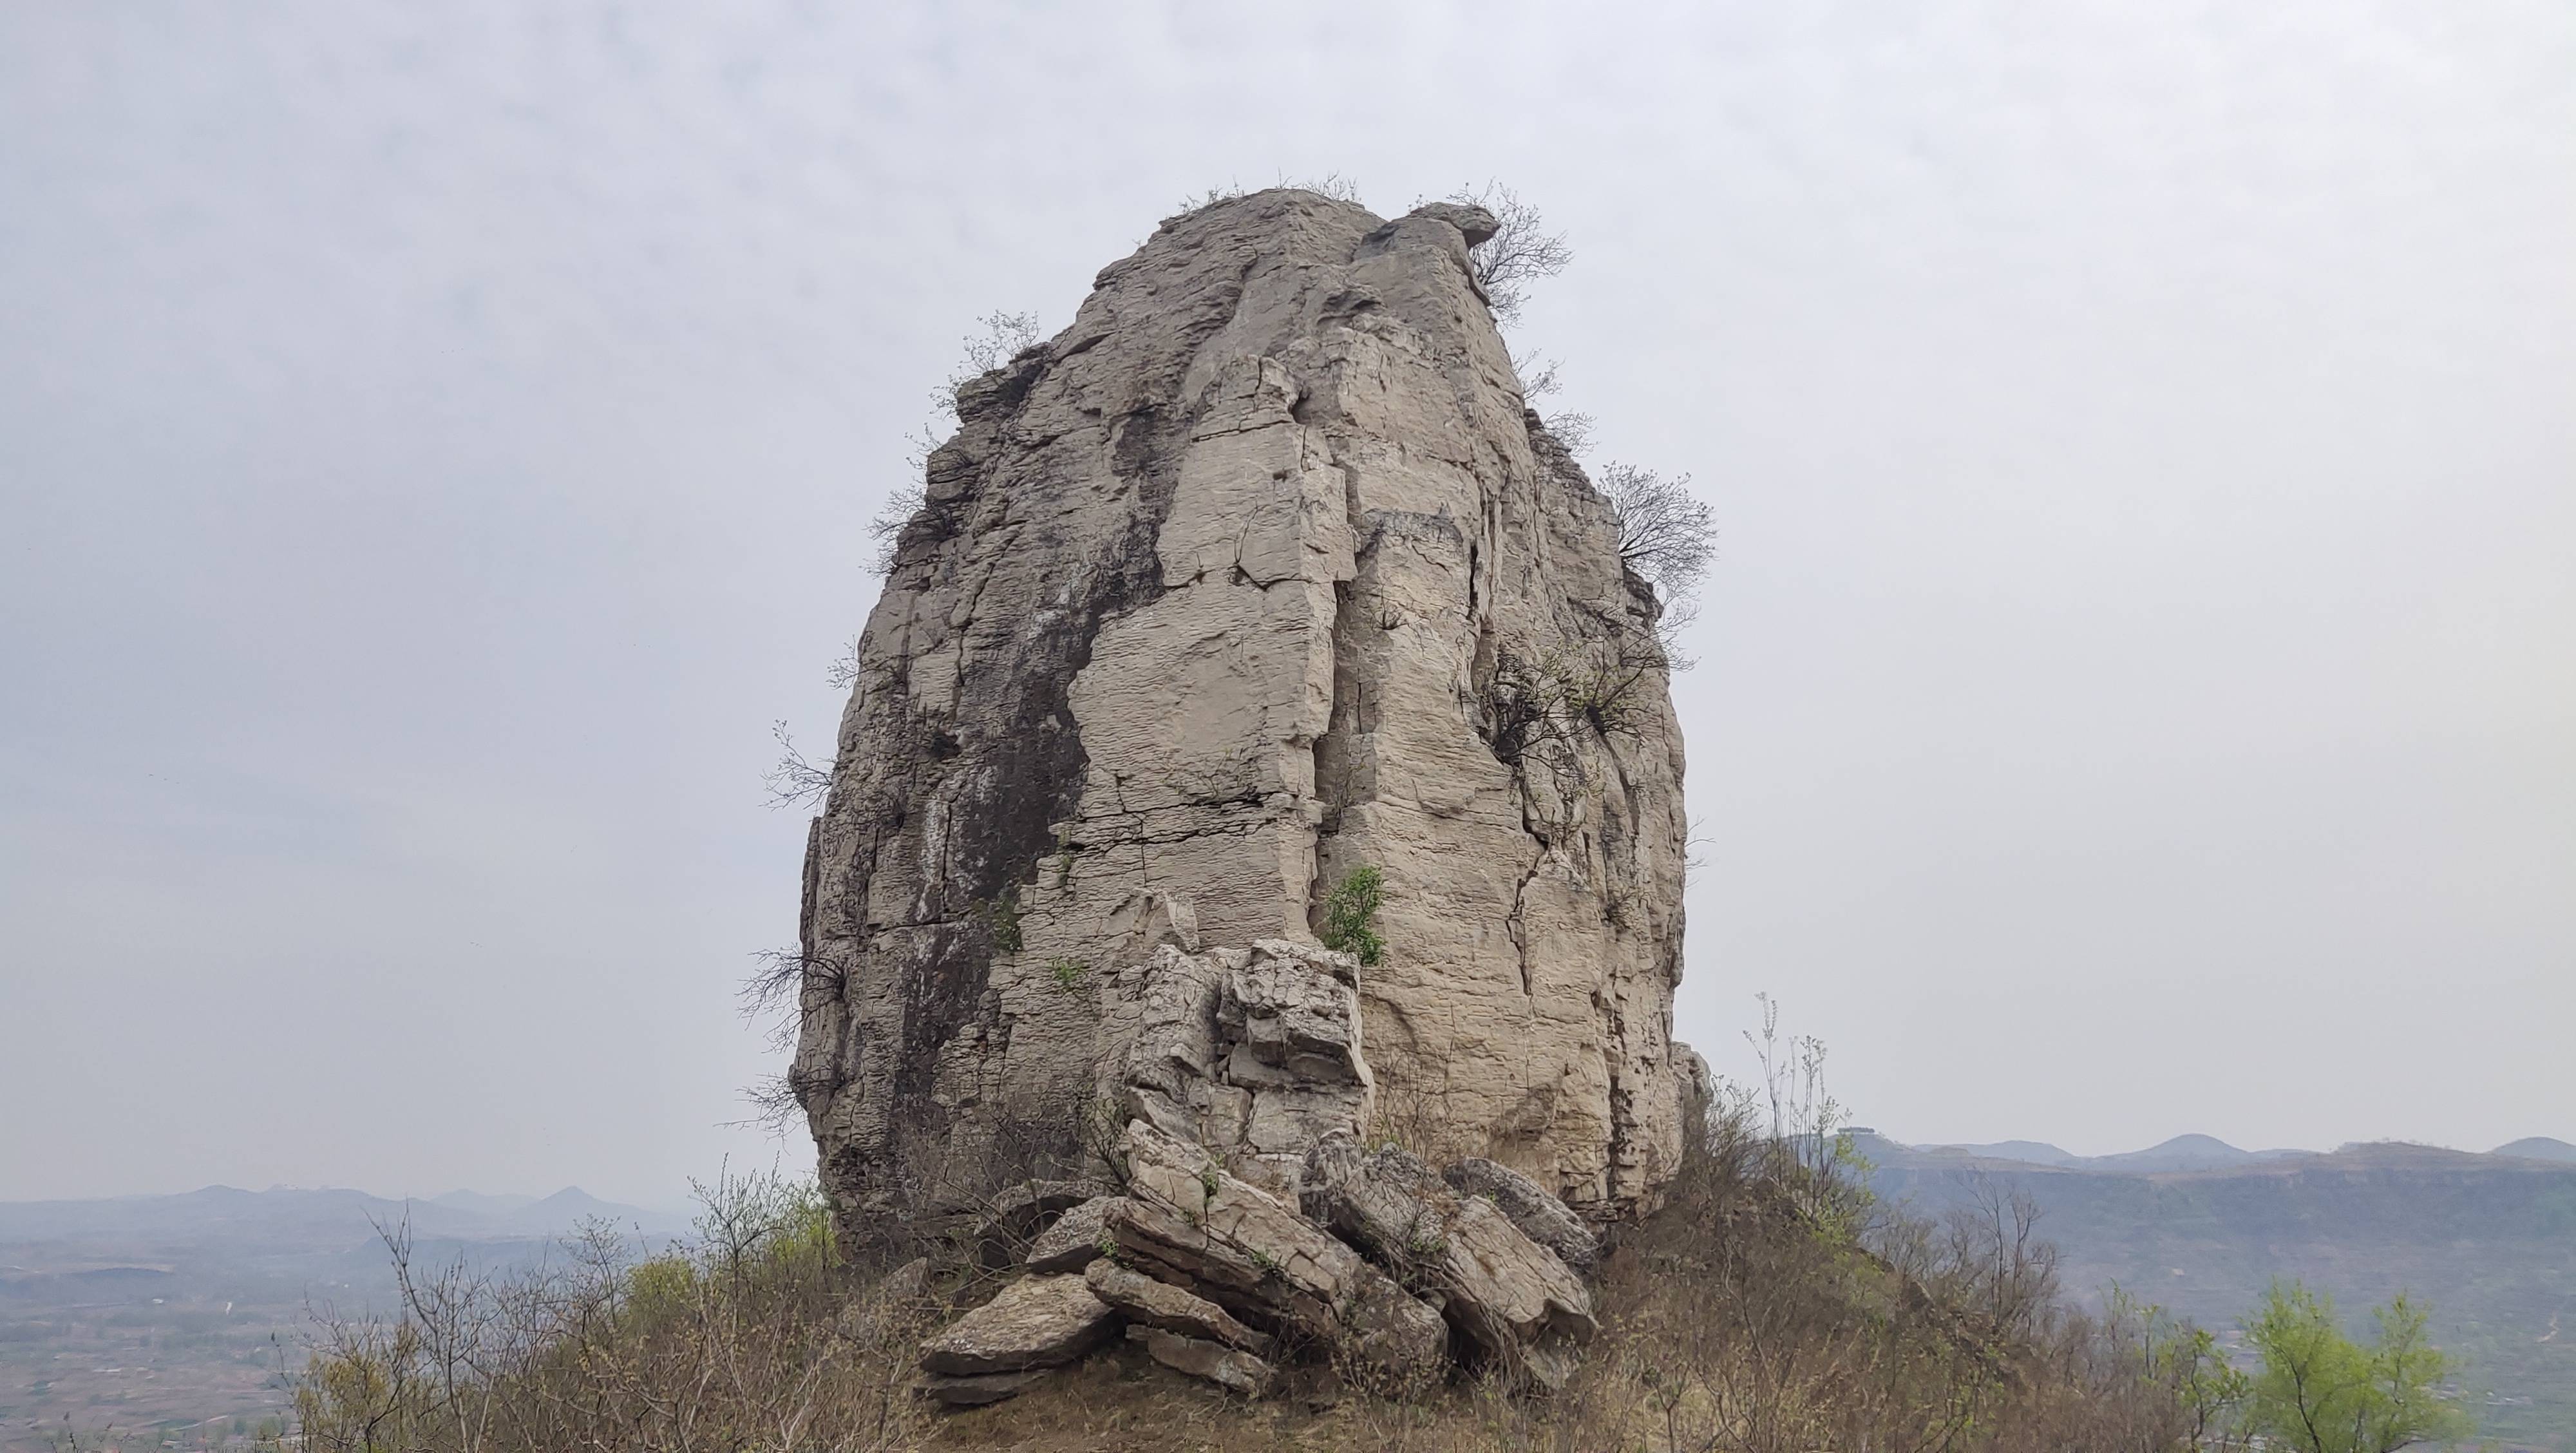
[1319,864,1387,965]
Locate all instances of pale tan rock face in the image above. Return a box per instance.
[794,189,1689,1235]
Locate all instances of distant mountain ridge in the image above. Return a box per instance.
[1885,1131,2568,1175]
[0,1184,687,1246]
[1855,1127,2576,1448]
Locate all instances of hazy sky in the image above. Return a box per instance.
[3,2,2569,1205]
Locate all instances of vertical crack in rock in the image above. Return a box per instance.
[797,191,1692,1236]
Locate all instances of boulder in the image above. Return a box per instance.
[1127,1324,1273,1396]
[918,1273,1121,1378]
[1085,1258,1273,1358]
[1111,1121,1446,1380]
[1443,1158,1600,1271]
[1025,1195,1117,1274]
[1305,1132,1596,1391]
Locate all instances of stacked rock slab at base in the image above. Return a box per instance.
[1024,1195,1118,1275]
[1443,1157,1602,1273]
[913,1114,1607,1406]
[1085,1260,1274,1359]
[1114,1120,1449,1382]
[917,1273,1119,1403]
[1304,1132,1598,1392]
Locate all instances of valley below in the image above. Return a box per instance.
[7,1140,2571,1449]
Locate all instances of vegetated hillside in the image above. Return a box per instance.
[0,1186,687,1450]
[1865,1135,2576,1451]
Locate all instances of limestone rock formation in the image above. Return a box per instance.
[1023,1194,1116,1274]
[1443,1156,1602,1271]
[1303,1132,1597,1391]
[1110,1121,1449,1380]
[1110,938,1374,1199]
[1084,1259,1275,1359]
[917,1272,1119,1381]
[794,186,1689,1237]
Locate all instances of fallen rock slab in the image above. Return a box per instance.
[1127,1324,1273,1396]
[1025,1195,1117,1274]
[918,1273,1120,1377]
[1305,1133,1596,1391]
[1443,1158,1600,1271]
[920,1369,1052,1407]
[1085,1257,1273,1358]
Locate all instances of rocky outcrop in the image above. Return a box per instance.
[1084,1259,1274,1358]
[1111,1121,1449,1380]
[1303,1133,1597,1391]
[917,1272,1119,1387]
[793,187,1690,1233]
[1443,1157,1601,1272]
[1110,939,1373,1199]
[1024,1195,1116,1274]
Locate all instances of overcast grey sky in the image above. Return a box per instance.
[3,1,2569,1204]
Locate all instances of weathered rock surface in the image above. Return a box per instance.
[1443,1157,1600,1271]
[918,1273,1120,1377]
[1110,939,1373,1198]
[1304,1133,1596,1391]
[1025,1195,1117,1274]
[1110,1121,1446,1378]
[1084,1258,1273,1358]
[1126,1324,1274,1396]
[793,187,1691,1231]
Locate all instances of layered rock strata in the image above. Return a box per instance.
[918,1116,1605,1404]
[795,187,1690,1232]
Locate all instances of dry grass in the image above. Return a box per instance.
[272,1098,2233,1453]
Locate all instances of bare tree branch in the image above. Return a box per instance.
[1600,461,1716,600]
[1447,182,1572,327]
[762,721,832,811]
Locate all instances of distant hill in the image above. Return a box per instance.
[1918,1139,2087,1167]
[2494,1136,2576,1164]
[1893,1132,2313,1174]
[1866,1134,2576,1449]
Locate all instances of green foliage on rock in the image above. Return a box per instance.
[1318,864,1387,965]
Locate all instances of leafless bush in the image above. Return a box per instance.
[1446,182,1571,328]
[761,719,832,811]
[290,1175,931,1453]
[1481,640,1671,806]
[1541,408,1595,457]
[823,636,862,692]
[1599,461,1714,600]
